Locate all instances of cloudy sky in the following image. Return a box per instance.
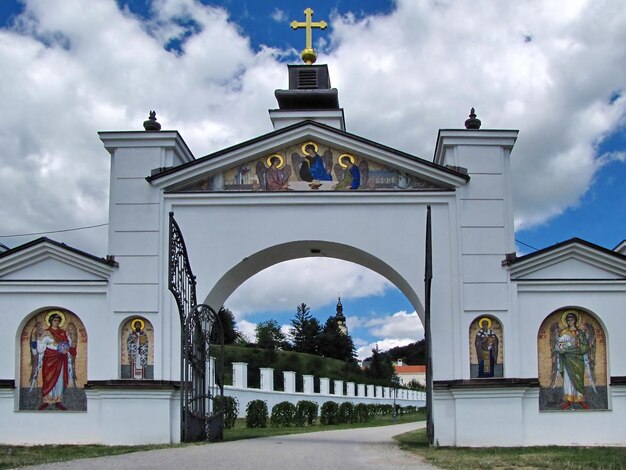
[0,0,624,359]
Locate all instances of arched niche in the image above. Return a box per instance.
[537,307,608,411]
[18,307,88,411]
[120,316,154,380]
[469,315,504,378]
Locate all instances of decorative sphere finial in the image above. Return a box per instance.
[464,107,481,129]
[143,110,161,131]
[290,8,327,65]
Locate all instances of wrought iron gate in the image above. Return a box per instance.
[168,212,224,442]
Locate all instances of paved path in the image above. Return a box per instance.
[24,422,438,470]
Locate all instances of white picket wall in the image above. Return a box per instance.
[222,361,426,417]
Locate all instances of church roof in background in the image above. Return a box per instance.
[395,365,426,373]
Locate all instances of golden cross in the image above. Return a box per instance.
[290,8,327,65]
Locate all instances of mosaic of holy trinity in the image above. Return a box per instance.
[181,141,441,192]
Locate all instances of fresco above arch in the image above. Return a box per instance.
[19,308,88,411]
[537,308,608,411]
[469,315,504,378]
[178,141,444,192]
[120,316,154,380]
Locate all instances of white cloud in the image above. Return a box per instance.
[237,319,256,343]
[363,310,424,338]
[350,310,424,360]
[0,0,624,264]
[271,8,287,23]
[226,258,392,317]
[355,338,417,361]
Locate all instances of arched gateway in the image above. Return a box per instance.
[2,48,625,448]
[99,61,519,445]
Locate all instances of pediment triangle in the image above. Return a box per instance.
[149,122,468,192]
[510,241,626,280]
[0,239,114,281]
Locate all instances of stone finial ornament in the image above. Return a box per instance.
[464,108,482,129]
[143,110,162,131]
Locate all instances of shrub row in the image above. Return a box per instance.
[225,398,419,429]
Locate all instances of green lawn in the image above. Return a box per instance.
[0,443,182,470]
[395,428,626,470]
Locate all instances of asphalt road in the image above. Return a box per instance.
[23,421,439,470]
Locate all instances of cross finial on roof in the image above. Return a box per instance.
[290,8,328,65]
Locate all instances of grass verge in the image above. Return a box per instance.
[0,443,183,470]
[394,428,626,470]
[0,412,423,469]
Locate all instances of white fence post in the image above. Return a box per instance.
[303,375,314,395]
[260,368,274,391]
[357,384,365,397]
[367,385,375,397]
[334,380,343,396]
[320,378,330,395]
[284,371,296,394]
[232,362,248,389]
[346,382,355,397]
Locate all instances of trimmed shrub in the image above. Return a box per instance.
[271,401,296,427]
[246,399,268,428]
[216,395,239,429]
[337,402,355,424]
[320,401,339,425]
[295,400,318,426]
[355,403,371,423]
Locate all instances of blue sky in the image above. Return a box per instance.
[0,1,624,358]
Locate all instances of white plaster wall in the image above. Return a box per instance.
[521,388,626,446]
[0,388,179,445]
[225,386,425,418]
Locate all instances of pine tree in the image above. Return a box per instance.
[212,307,239,345]
[318,316,356,362]
[366,345,395,381]
[290,303,322,354]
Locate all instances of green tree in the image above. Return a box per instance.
[290,303,322,354]
[213,307,239,345]
[366,345,395,381]
[318,316,356,362]
[255,319,286,350]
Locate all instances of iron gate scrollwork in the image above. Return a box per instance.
[183,304,225,442]
[168,212,225,442]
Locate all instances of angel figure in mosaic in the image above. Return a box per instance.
[256,154,292,191]
[291,142,333,183]
[549,310,596,410]
[31,311,78,410]
[127,319,149,379]
[333,154,369,190]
